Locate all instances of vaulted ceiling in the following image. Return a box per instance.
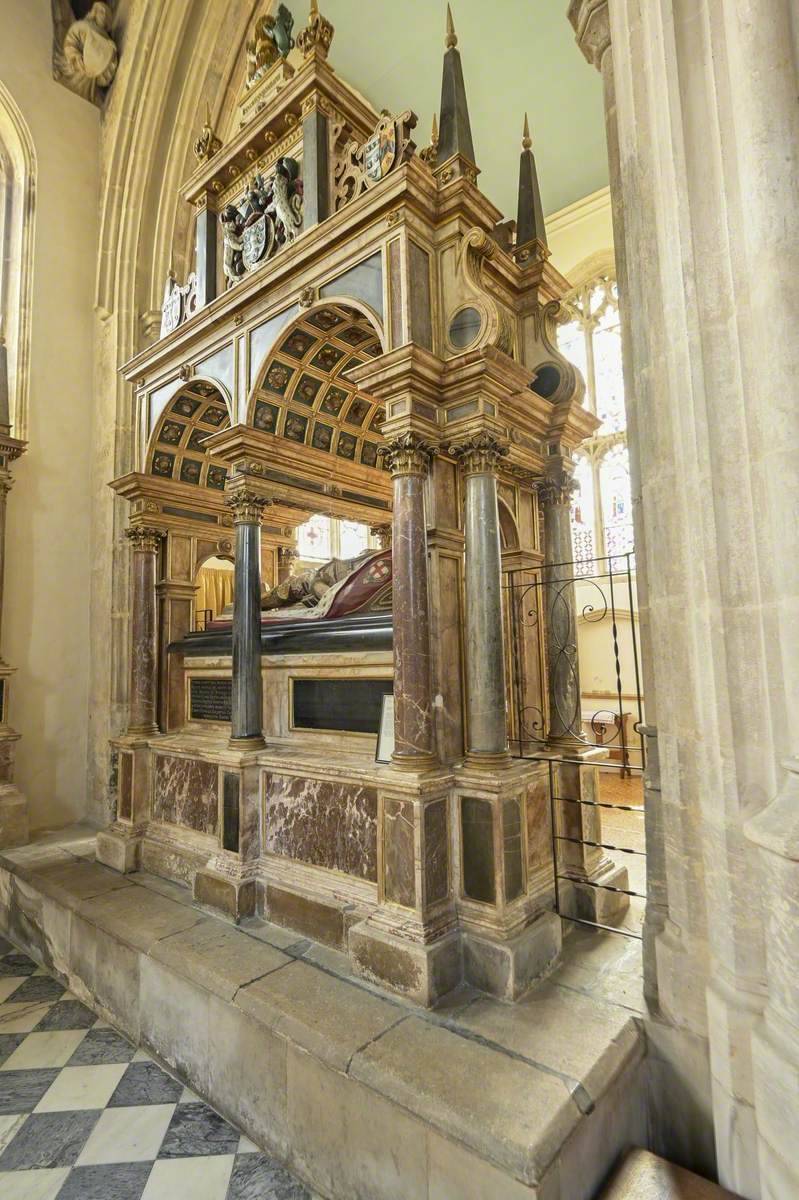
[319,0,608,218]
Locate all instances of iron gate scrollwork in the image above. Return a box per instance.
[504,551,647,936]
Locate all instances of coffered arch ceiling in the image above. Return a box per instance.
[247,304,387,472]
[147,382,231,492]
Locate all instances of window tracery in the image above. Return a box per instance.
[558,265,634,570]
[296,514,372,564]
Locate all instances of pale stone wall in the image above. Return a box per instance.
[545,186,614,279]
[1,1,99,829]
[569,1,799,1196]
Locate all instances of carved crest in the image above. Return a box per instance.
[221,158,302,285]
[364,115,397,182]
[333,111,417,212]
[245,4,294,90]
[160,272,198,337]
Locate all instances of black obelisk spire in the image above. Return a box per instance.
[516,113,547,253]
[436,5,477,176]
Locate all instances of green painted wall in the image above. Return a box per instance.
[318,0,608,217]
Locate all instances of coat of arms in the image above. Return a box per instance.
[220,158,303,284]
[364,115,397,183]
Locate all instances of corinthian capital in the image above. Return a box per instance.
[125,526,164,554]
[536,464,577,508]
[448,431,510,475]
[568,0,610,71]
[379,432,437,477]
[225,487,270,525]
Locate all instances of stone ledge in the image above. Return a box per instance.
[0,826,647,1200]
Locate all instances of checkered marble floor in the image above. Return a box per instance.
[0,936,313,1199]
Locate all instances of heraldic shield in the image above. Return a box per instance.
[242,214,272,271]
[364,115,397,183]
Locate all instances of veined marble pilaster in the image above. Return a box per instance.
[381,432,437,770]
[537,461,582,749]
[125,525,164,735]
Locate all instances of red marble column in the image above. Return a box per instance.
[125,526,163,735]
[383,433,437,769]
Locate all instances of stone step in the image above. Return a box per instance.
[0,823,648,1200]
[599,1149,741,1199]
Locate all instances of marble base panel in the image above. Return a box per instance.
[462,911,562,1001]
[0,785,28,849]
[348,919,462,1007]
[194,866,256,921]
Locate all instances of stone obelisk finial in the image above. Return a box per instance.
[515,112,548,260]
[436,4,477,178]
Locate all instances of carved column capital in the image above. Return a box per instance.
[277,546,299,568]
[448,432,510,475]
[536,463,578,508]
[370,523,392,549]
[568,0,611,72]
[125,526,164,554]
[379,432,437,477]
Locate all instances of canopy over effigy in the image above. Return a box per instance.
[98,1,615,1010]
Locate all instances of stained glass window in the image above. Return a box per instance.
[295,515,373,563]
[558,266,633,568]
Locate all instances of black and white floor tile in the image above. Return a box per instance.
[0,936,314,1199]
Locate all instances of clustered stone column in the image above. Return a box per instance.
[450,432,510,763]
[226,485,268,750]
[0,432,28,849]
[125,526,164,735]
[381,433,437,770]
[537,461,582,748]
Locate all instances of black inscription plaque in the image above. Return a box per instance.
[292,678,392,734]
[190,677,233,722]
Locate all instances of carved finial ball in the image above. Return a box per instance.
[445,4,457,49]
[522,112,532,151]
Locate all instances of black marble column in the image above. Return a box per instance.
[227,488,267,748]
[382,433,437,769]
[125,526,163,735]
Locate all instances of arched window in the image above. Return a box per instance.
[295,515,374,565]
[0,81,35,439]
[558,260,633,569]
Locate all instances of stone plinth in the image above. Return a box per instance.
[0,824,648,1200]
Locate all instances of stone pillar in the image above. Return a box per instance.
[0,434,28,849]
[449,432,509,763]
[382,433,437,771]
[125,526,163,735]
[226,487,267,750]
[570,1,799,1192]
[95,522,163,875]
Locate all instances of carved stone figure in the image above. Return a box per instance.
[52,1,118,106]
[245,4,295,90]
[272,158,303,246]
